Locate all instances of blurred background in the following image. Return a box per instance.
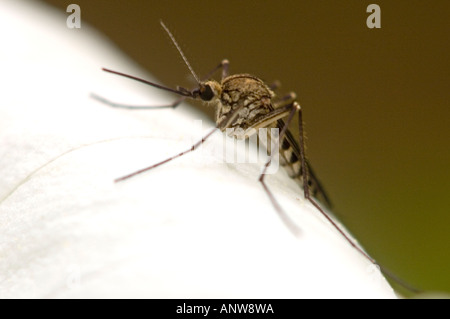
[42,0,449,294]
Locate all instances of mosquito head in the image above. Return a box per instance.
[102,22,222,102]
[191,80,222,102]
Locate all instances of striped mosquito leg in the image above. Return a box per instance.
[296,106,422,293]
[295,105,377,264]
[259,102,302,236]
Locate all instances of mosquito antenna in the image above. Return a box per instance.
[160,20,201,85]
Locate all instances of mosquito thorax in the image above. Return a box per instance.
[215,74,275,131]
[220,74,274,108]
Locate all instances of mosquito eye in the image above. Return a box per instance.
[200,84,214,101]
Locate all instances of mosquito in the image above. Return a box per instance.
[93,21,420,294]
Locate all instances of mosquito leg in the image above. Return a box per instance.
[268,80,281,91]
[220,59,229,80]
[257,102,302,235]
[115,127,219,182]
[294,105,377,263]
[273,92,297,107]
[184,59,229,83]
[255,100,376,255]
[296,107,423,293]
[92,67,192,109]
[203,58,228,80]
[116,99,246,183]
[91,93,187,110]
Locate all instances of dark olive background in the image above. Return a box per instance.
[43,0,449,294]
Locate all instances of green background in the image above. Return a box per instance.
[43,0,449,294]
